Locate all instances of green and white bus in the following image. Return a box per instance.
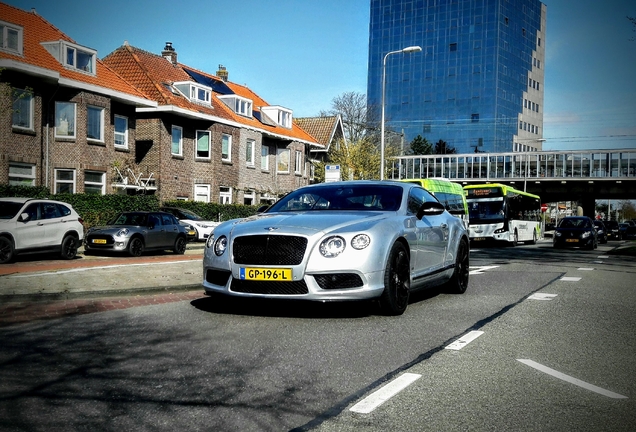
[402,178,469,229]
[464,183,541,246]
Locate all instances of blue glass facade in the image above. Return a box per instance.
[368,0,546,154]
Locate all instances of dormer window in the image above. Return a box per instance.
[218,95,253,117]
[261,106,293,128]
[0,20,23,55]
[173,81,212,106]
[42,40,96,75]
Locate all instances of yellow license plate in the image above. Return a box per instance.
[92,239,107,244]
[239,267,292,281]
[188,230,196,235]
[565,239,579,243]
[472,237,485,241]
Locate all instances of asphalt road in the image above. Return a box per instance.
[0,240,634,431]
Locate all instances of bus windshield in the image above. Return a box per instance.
[468,200,504,223]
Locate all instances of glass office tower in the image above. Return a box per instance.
[367,0,546,154]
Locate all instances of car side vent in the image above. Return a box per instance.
[314,274,364,290]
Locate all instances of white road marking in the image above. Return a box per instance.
[561,277,581,282]
[592,261,604,264]
[528,293,558,300]
[7,260,194,278]
[350,373,421,414]
[469,265,499,275]
[517,359,628,399]
[596,256,608,259]
[577,268,594,271]
[445,330,484,350]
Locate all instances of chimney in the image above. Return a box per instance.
[216,64,228,82]
[162,42,177,65]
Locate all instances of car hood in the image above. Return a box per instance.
[88,225,142,234]
[220,211,391,237]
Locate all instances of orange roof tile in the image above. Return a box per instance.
[295,116,344,148]
[0,3,152,104]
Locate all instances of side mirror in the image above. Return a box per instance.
[18,212,31,222]
[416,201,446,219]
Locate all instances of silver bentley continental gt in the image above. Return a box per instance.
[202,181,470,315]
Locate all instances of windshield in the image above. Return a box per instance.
[468,200,504,222]
[0,202,25,219]
[267,184,403,212]
[108,213,148,226]
[559,218,588,229]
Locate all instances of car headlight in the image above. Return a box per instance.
[351,234,370,250]
[320,236,346,258]
[582,231,590,238]
[214,235,228,256]
[116,228,129,237]
[206,234,215,248]
[555,231,562,237]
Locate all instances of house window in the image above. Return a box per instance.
[55,102,76,138]
[222,134,231,161]
[194,184,210,203]
[277,148,290,173]
[471,113,479,123]
[219,187,232,204]
[12,88,33,130]
[246,139,255,166]
[114,115,128,148]
[244,190,255,205]
[55,169,76,194]
[173,82,212,105]
[196,130,211,159]
[8,163,35,186]
[65,45,95,73]
[295,150,302,174]
[171,126,183,156]
[278,110,291,128]
[87,106,104,141]
[261,145,269,170]
[84,171,105,194]
[0,21,23,55]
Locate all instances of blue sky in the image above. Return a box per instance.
[5,0,635,151]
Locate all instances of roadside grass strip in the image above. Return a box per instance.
[560,277,581,282]
[527,293,558,301]
[517,359,628,399]
[445,330,485,350]
[350,373,422,414]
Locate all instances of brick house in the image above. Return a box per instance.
[295,115,346,181]
[0,3,157,194]
[103,43,323,204]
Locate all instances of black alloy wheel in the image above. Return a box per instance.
[128,237,144,257]
[60,235,78,260]
[0,237,15,264]
[445,238,469,294]
[379,242,411,316]
[173,236,186,254]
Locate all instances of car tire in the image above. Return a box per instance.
[379,242,410,316]
[525,229,537,245]
[173,236,186,255]
[128,237,144,257]
[0,237,15,264]
[445,238,469,294]
[60,235,79,260]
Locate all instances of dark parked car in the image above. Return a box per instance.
[553,216,597,250]
[593,220,608,244]
[603,220,620,240]
[85,211,188,257]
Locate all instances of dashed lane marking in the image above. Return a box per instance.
[349,373,422,414]
[528,293,558,300]
[445,330,484,350]
[517,359,628,399]
[469,265,499,275]
[561,277,582,282]
[577,268,594,271]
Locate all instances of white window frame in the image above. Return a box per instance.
[114,115,128,148]
[87,105,104,142]
[171,125,183,156]
[219,186,232,204]
[84,170,105,195]
[218,95,253,117]
[55,102,76,139]
[222,134,232,162]
[194,184,210,203]
[261,144,269,170]
[246,139,255,166]
[54,169,76,194]
[244,190,255,205]
[294,150,302,174]
[196,130,211,159]
[64,43,96,73]
[173,82,212,106]
[277,148,290,173]
[12,88,33,130]
[8,163,35,186]
[0,21,23,55]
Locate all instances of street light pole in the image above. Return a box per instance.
[380,45,422,180]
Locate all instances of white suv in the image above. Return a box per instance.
[0,197,85,264]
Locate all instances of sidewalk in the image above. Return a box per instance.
[0,242,206,302]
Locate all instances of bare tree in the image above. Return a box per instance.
[320,91,370,143]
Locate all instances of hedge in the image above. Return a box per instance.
[0,185,259,230]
